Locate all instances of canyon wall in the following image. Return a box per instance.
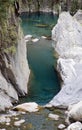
[0,1,30,111]
[50,11,82,108]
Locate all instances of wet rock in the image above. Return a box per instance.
[13,102,39,112]
[14,119,25,126]
[58,124,66,129]
[48,113,59,120]
[67,121,82,130]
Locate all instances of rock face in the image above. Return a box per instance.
[0,4,30,111]
[50,12,82,108]
[19,0,82,15]
[0,26,30,111]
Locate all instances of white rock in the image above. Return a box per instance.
[41,36,46,39]
[67,121,82,130]
[14,117,19,120]
[58,124,66,129]
[6,122,10,126]
[48,113,59,120]
[13,102,39,112]
[0,116,6,123]
[67,101,82,121]
[74,10,82,24]
[24,34,32,40]
[6,117,11,123]
[14,119,25,126]
[44,103,52,108]
[50,12,82,108]
[32,38,39,42]
[0,129,6,130]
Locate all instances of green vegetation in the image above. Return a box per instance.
[70,0,79,14]
[0,0,18,54]
[0,0,15,24]
[4,45,16,55]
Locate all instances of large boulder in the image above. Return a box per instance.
[13,102,39,112]
[67,101,82,122]
[50,12,82,108]
[67,121,82,130]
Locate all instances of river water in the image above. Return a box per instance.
[20,12,60,105]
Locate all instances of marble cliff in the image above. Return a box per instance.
[0,3,30,111]
[50,11,82,108]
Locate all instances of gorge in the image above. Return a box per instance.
[0,0,82,130]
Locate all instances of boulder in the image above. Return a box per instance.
[32,38,39,42]
[13,102,39,112]
[48,113,59,120]
[50,12,82,108]
[67,121,82,130]
[24,34,32,41]
[67,101,82,121]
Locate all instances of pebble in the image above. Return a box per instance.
[14,119,25,126]
[32,38,39,42]
[41,36,47,39]
[6,122,10,126]
[6,117,11,123]
[58,124,66,129]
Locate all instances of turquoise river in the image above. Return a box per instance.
[20,12,60,105]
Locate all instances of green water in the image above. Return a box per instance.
[20,12,58,37]
[20,12,60,105]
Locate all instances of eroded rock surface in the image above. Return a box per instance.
[50,12,82,108]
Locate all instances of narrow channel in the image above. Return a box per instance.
[20,12,60,105]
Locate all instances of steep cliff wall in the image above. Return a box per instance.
[50,12,82,108]
[0,1,30,111]
[19,0,82,14]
